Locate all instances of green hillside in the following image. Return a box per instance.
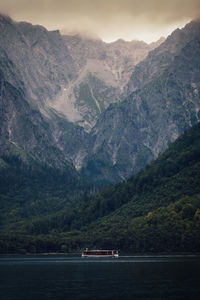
[0,154,93,227]
[1,123,200,254]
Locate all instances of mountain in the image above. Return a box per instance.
[0,14,75,164]
[50,34,161,131]
[0,14,163,181]
[80,20,200,183]
[0,15,75,108]
[0,75,91,226]
[1,14,200,186]
[1,14,200,254]
[1,122,200,254]
[0,15,92,220]
[127,21,200,93]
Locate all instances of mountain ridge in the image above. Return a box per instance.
[0,13,165,182]
[53,33,162,130]
[79,19,200,183]
[1,14,200,185]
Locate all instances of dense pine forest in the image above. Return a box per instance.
[0,123,200,254]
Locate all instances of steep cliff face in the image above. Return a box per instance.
[0,15,77,171]
[51,35,161,131]
[0,74,74,170]
[1,14,200,186]
[0,15,75,109]
[80,21,200,183]
[0,14,160,169]
[127,20,200,94]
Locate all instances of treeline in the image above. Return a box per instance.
[0,123,200,253]
[8,122,200,236]
[0,194,200,254]
[81,194,200,253]
[0,154,95,225]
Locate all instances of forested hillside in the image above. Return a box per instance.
[0,153,95,228]
[1,123,200,254]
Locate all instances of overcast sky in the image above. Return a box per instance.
[0,0,200,43]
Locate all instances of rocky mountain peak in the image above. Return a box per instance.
[1,15,200,185]
[53,32,160,131]
[126,19,200,95]
[79,19,200,183]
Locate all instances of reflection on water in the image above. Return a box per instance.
[0,256,200,300]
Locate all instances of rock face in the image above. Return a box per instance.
[1,14,200,185]
[0,14,161,173]
[0,15,76,170]
[127,21,200,94]
[50,35,160,131]
[0,15,75,108]
[80,20,200,183]
[0,76,71,170]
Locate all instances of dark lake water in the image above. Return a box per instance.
[0,255,200,300]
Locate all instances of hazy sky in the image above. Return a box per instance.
[0,0,200,43]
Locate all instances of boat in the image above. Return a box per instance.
[81,248,119,257]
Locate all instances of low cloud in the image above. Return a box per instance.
[1,0,200,42]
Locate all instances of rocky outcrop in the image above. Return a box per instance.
[52,35,162,131]
[0,15,77,170]
[127,20,200,94]
[0,15,76,109]
[80,21,200,183]
[1,14,200,185]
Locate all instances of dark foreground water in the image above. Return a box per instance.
[0,256,200,300]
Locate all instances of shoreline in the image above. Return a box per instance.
[1,252,200,258]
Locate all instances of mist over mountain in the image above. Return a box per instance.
[80,20,200,183]
[0,13,163,179]
[0,13,200,186]
[127,20,200,94]
[0,16,79,179]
